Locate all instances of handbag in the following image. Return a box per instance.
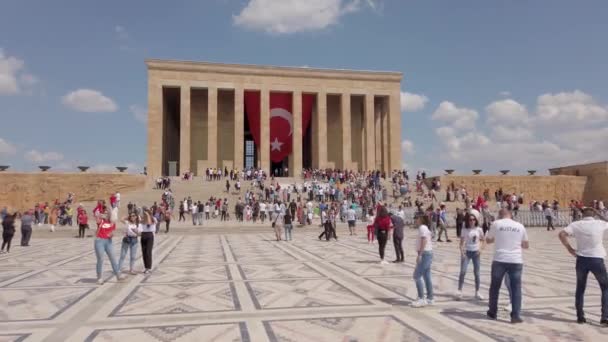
[271,214,279,228]
[122,236,129,244]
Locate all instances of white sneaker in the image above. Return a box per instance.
[455,290,463,300]
[426,299,435,305]
[475,292,485,300]
[380,260,389,265]
[96,278,104,285]
[410,299,427,308]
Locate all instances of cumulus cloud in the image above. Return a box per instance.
[400,91,428,112]
[0,48,38,95]
[431,101,478,130]
[401,139,414,154]
[486,99,529,126]
[62,89,118,112]
[536,90,608,125]
[0,137,17,156]
[24,150,64,163]
[428,91,608,174]
[130,105,147,123]
[233,0,376,34]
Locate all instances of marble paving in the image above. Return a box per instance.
[0,226,606,341]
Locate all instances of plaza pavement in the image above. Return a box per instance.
[0,225,606,342]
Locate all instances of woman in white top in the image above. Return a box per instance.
[412,214,434,307]
[118,213,141,275]
[456,213,485,300]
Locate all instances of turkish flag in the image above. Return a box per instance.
[245,92,313,163]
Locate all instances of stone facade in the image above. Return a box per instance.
[146,60,403,178]
[549,161,608,203]
[430,175,588,205]
[0,173,146,211]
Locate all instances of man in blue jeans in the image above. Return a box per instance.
[558,207,608,326]
[485,209,529,324]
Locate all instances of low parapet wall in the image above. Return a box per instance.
[426,175,587,204]
[0,173,147,211]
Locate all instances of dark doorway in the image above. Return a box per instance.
[243,103,258,169]
[303,118,312,170]
[162,87,180,176]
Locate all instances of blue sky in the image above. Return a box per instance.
[1,0,607,174]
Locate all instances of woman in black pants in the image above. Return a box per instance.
[20,210,34,246]
[373,205,392,264]
[1,213,16,253]
[140,209,156,274]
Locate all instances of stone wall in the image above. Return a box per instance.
[549,161,608,203]
[0,173,146,211]
[428,175,587,205]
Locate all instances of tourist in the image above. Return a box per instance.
[1,213,16,253]
[455,208,464,238]
[411,214,434,307]
[272,210,282,241]
[374,205,392,265]
[118,213,140,275]
[346,204,357,235]
[163,207,172,233]
[558,207,608,325]
[390,212,405,263]
[284,211,293,241]
[544,205,555,231]
[77,206,89,238]
[486,208,529,324]
[456,213,485,300]
[94,214,125,285]
[191,201,199,225]
[366,209,376,243]
[140,208,156,274]
[436,205,451,242]
[20,210,34,246]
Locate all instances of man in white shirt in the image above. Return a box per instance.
[544,206,555,231]
[558,207,608,325]
[346,205,357,235]
[486,209,529,324]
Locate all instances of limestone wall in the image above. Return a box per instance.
[0,173,146,211]
[549,161,608,203]
[429,175,587,205]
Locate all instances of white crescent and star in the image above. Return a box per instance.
[271,137,283,151]
[270,107,293,136]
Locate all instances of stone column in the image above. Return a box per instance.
[375,102,382,170]
[147,80,162,177]
[260,89,270,173]
[179,85,191,174]
[234,87,244,170]
[389,91,401,172]
[316,91,328,169]
[364,94,375,171]
[292,90,303,177]
[341,93,352,170]
[208,87,218,168]
[382,98,390,173]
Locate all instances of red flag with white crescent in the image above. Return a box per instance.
[244,92,313,163]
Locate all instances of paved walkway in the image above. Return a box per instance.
[0,227,606,341]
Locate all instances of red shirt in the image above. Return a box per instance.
[96,220,116,239]
[77,211,88,225]
[374,216,392,230]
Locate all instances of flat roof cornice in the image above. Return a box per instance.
[146,59,403,83]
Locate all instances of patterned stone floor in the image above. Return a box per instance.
[0,226,606,341]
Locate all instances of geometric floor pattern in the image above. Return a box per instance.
[0,226,606,341]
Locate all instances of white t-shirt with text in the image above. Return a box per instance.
[487,218,528,264]
[462,227,484,252]
[416,224,433,252]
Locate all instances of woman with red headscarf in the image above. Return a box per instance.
[374,205,392,264]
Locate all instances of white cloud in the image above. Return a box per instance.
[62,89,118,112]
[24,150,64,163]
[401,139,414,154]
[486,99,529,126]
[500,91,511,97]
[536,90,608,125]
[0,137,17,156]
[400,91,428,112]
[130,105,147,123]
[0,48,38,95]
[233,0,375,34]
[431,101,478,130]
[491,125,534,142]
